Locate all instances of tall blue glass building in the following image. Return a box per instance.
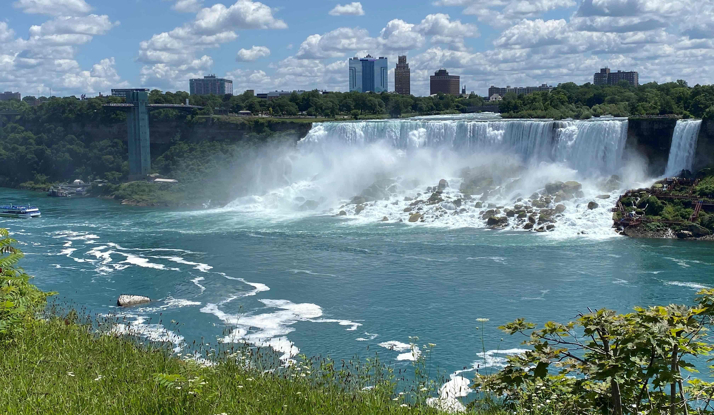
[349,55,388,93]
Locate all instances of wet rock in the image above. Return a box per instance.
[438,179,449,192]
[677,230,693,239]
[563,181,582,194]
[543,197,552,204]
[458,208,467,214]
[517,212,527,219]
[514,204,523,210]
[486,216,509,227]
[403,207,413,213]
[453,199,463,208]
[481,209,496,219]
[381,216,389,222]
[338,210,347,216]
[555,204,566,213]
[410,200,423,207]
[408,213,422,223]
[588,201,599,210]
[404,196,414,202]
[351,196,367,205]
[528,215,537,224]
[474,201,483,209]
[299,200,320,211]
[576,191,585,198]
[427,192,444,205]
[597,194,611,199]
[117,295,150,307]
[538,214,554,224]
[355,204,365,215]
[546,224,555,231]
[506,209,515,217]
[545,181,564,195]
[532,199,547,209]
[535,226,546,233]
[530,192,540,200]
[523,223,534,230]
[426,186,433,193]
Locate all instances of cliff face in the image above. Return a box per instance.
[625,118,677,176]
[695,120,714,172]
[623,118,714,176]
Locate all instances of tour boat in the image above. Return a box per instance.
[0,205,42,219]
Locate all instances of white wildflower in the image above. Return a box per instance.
[67,372,75,377]
[400,404,408,407]
[476,318,489,322]
[94,375,103,381]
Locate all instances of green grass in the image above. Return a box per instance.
[0,315,516,415]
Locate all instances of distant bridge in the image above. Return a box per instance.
[103,96,203,179]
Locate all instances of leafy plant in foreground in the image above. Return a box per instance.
[476,291,714,414]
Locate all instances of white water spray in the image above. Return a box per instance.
[665,120,702,177]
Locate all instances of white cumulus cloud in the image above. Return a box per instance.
[329,2,365,16]
[13,0,92,16]
[236,45,271,61]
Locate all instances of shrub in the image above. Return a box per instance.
[0,229,55,339]
[476,290,714,415]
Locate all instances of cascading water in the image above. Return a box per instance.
[227,115,641,237]
[300,116,629,175]
[665,120,703,177]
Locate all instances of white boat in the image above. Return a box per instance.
[0,205,42,219]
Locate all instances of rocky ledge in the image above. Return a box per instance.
[614,169,714,241]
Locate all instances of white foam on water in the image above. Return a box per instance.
[665,281,710,290]
[153,256,213,272]
[466,256,506,264]
[311,319,362,331]
[121,254,169,270]
[109,315,184,353]
[665,257,691,268]
[202,298,359,362]
[458,348,529,373]
[427,375,471,413]
[378,340,421,361]
[356,332,378,341]
[192,276,206,293]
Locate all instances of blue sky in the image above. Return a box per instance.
[2,0,714,97]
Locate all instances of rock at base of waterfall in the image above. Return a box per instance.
[409,213,423,223]
[117,295,151,307]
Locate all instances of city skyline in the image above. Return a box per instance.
[2,0,714,98]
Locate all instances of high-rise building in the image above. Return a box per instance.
[349,55,388,93]
[189,75,234,96]
[488,84,553,99]
[395,56,410,95]
[430,69,460,95]
[0,91,21,101]
[593,68,639,87]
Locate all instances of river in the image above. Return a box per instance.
[1,114,713,386]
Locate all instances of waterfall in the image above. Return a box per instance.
[665,120,703,177]
[300,116,629,176]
